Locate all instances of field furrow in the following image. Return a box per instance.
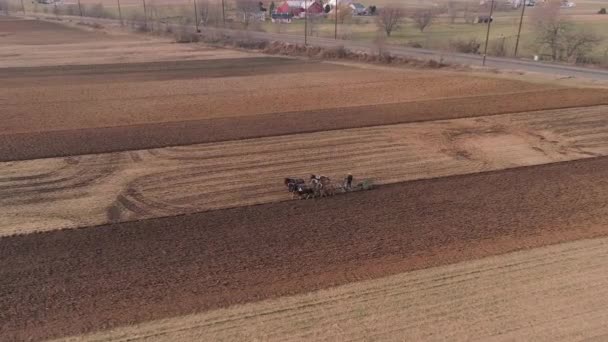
[3,156,608,341]
[59,236,608,342]
[5,16,608,342]
[1,105,607,236]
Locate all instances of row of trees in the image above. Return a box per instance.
[375,2,603,63]
[376,7,442,37]
[11,0,602,64]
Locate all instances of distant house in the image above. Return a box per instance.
[506,0,536,7]
[306,1,325,15]
[271,12,294,22]
[349,2,367,15]
[327,0,354,6]
[276,0,324,17]
[276,1,305,16]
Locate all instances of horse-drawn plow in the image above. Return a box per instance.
[284,175,374,200]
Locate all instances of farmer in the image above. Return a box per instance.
[310,174,320,187]
[344,173,353,191]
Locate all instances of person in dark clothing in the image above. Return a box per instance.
[344,173,353,191]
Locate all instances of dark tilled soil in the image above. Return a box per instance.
[0,18,118,45]
[2,157,608,341]
[1,88,607,161]
[0,57,336,86]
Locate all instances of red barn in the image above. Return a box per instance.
[307,1,325,14]
[276,1,305,16]
[276,0,324,16]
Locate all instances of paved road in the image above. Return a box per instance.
[14,14,608,81]
[212,27,608,81]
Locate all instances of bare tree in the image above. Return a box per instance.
[307,13,322,36]
[335,3,351,24]
[376,6,404,37]
[411,9,435,32]
[0,0,9,14]
[235,0,259,28]
[562,29,602,62]
[532,1,564,60]
[447,1,458,24]
[463,1,478,24]
[490,34,508,56]
[536,20,567,61]
[536,18,602,62]
[198,0,221,26]
[531,0,560,27]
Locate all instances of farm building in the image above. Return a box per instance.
[305,1,325,15]
[276,1,304,16]
[326,0,354,6]
[350,3,367,15]
[276,0,324,17]
[271,12,294,22]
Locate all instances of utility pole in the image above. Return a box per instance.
[514,0,526,57]
[482,0,495,66]
[142,0,147,30]
[193,0,199,32]
[334,0,338,39]
[117,0,123,25]
[304,0,308,45]
[77,0,83,16]
[221,0,225,26]
[21,0,25,15]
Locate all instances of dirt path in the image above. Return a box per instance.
[2,105,607,236]
[2,88,607,161]
[61,236,608,342]
[2,157,608,341]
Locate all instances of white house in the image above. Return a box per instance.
[327,0,355,7]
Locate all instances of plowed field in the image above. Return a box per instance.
[2,105,608,236]
[2,157,608,341]
[64,236,608,342]
[4,16,608,342]
[0,66,563,134]
[2,88,607,161]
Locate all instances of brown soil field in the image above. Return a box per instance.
[0,17,122,45]
[0,18,255,67]
[1,64,568,135]
[0,57,331,87]
[65,236,608,342]
[2,105,607,236]
[4,16,608,342]
[2,157,608,341]
[1,88,607,161]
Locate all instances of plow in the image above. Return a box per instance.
[284,175,374,200]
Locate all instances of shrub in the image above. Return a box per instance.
[174,27,200,43]
[599,8,606,14]
[234,39,268,49]
[85,3,107,18]
[63,4,79,16]
[490,36,508,57]
[450,38,481,54]
[320,46,348,58]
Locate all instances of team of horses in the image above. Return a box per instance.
[284,175,338,199]
[283,174,366,199]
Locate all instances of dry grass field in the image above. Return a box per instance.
[2,16,608,342]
